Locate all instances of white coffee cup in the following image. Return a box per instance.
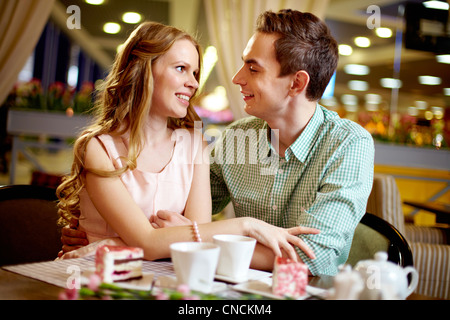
[170,242,220,293]
[213,234,256,281]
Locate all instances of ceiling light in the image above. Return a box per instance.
[415,100,428,110]
[380,78,402,89]
[122,12,142,24]
[103,22,121,34]
[375,27,393,38]
[365,94,382,111]
[444,88,450,95]
[344,105,358,112]
[348,80,369,91]
[341,94,358,105]
[85,0,104,5]
[344,64,370,75]
[423,1,449,10]
[321,97,338,108]
[418,75,441,85]
[354,37,371,48]
[338,44,353,56]
[407,106,419,116]
[365,94,382,104]
[431,106,444,118]
[432,107,444,120]
[365,103,379,112]
[436,54,450,64]
[67,66,79,87]
[200,86,229,112]
[199,46,218,91]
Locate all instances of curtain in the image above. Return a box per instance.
[0,0,55,105]
[203,0,329,120]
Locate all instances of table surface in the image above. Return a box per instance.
[0,258,439,300]
[0,268,62,300]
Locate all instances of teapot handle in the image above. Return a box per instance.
[404,266,419,297]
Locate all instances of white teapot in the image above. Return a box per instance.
[354,251,419,299]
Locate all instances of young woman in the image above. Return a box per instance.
[57,21,318,266]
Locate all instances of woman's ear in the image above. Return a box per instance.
[289,70,310,97]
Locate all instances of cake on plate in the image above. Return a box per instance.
[95,245,144,283]
[272,256,308,298]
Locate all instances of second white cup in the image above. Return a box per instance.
[213,234,256,281]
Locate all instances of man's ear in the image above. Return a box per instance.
[289,70,310,97]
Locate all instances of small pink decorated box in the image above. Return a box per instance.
[272,257,308,298]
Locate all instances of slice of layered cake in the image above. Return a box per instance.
[95,245,144,283]
[272,256,308,298]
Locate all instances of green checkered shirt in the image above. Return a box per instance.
[210,105,374,275]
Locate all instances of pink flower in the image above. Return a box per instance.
[176,284,191,295]
[156,292,169,300]
[182,295,200,300]
[58,287,79,300]
[88,274,102,291]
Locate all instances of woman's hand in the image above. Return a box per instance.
[243,217,319,261]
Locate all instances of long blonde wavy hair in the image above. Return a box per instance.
[57,22,203,224]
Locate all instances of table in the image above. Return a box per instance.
[0,257,440,300]
[404,200,450,224]
[0,268,62,300]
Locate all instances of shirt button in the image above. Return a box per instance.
[272,205,277,210]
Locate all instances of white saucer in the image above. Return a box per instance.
[214,269,272,284]
[232,278,282,299]
[232,278,327,300]
[156,275,227,294]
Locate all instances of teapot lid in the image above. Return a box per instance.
[354,251,399,272]
[374,251,388,262]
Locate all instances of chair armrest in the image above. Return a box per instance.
[410,242,450,299]
[405,224,449,245]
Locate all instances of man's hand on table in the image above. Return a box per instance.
[58,211,191,257]
[150,210,192,228]
[58,219,88,257]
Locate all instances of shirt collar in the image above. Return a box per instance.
[288,104,324,163]
[263,104,324,163]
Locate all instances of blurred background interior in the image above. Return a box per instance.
[0,0,449,227]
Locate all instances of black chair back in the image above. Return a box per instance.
[0,185,62,266]
[348,213,413,267]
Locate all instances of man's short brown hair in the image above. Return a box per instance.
[256,9,338,101]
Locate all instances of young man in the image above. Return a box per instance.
[206,10,374,275]
[61,9,374,276]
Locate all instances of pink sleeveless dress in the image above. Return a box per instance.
[62,128,203,258]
